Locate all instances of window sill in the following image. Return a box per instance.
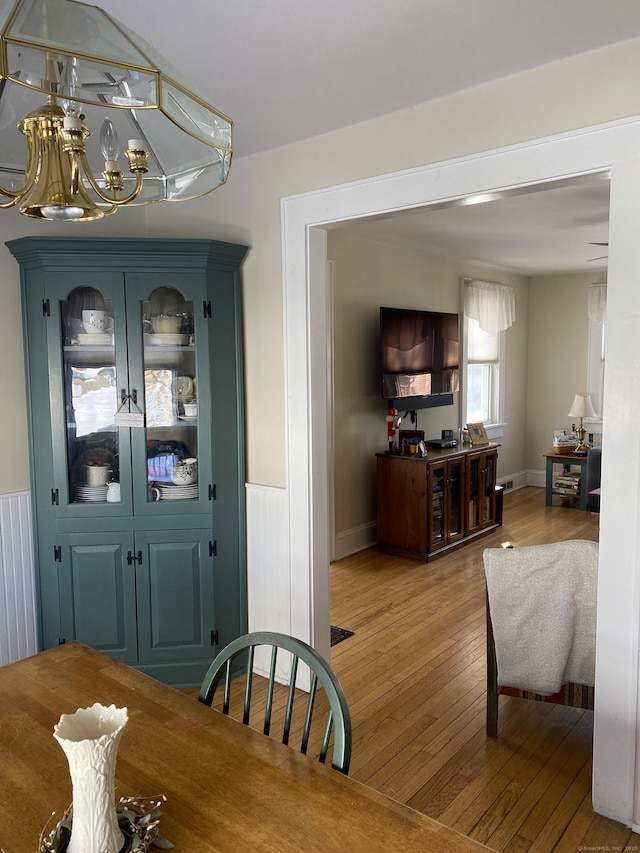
[485,423,505,440]
[584,418,603,435]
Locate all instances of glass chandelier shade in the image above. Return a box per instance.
[0,0,233,220]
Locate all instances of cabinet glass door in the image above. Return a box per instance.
[48,274,131,516]
[429,462,446,549]
[125,275,211,517]
[62,286,119,502]
[467,454,481,533]
[141,287,199,505]
[446,459,465,542]
[483,452,496,524]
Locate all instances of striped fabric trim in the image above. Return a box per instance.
[500,683,594,710]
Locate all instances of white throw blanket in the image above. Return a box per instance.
[484,539,598,695]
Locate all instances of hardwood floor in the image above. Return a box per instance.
[327,486,639,852]
[191,487,638,850]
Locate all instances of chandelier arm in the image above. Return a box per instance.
[0,195,23,208]
[80,154,145,206]
[69,152,80,196]
[0,130,40,202]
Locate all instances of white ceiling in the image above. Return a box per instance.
[337,174,611,275]
[95,0,635,274]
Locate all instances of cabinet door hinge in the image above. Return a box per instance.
[211,629,219,646]
[54,545,62,562]
[51,488,59,505]
[42,298,50,317]
[203,300,212,318]
[209,483,216,501]
[58,637,66,645]
[209,540,217,557]
[127,550,143,565]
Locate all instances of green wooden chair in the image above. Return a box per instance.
[198,631,352,774]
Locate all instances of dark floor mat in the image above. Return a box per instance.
[330,625,354,647]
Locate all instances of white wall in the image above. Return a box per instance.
[527,272,605,472]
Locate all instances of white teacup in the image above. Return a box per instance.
[176,376,194,397]
[82,309,114,334]
[183,402,198,418]
[86,463,110,486]
[171,458,198,485]
[151,315,181,334]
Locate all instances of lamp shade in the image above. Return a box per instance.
[0,0,232,209]
[568,393,597,419]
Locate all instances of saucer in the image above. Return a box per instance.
[178,415,198,421]
[146,333,189,346]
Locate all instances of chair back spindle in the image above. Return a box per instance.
[198,631,351,773]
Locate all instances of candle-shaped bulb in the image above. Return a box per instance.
[100,118,120,170]
[61,57,81,119]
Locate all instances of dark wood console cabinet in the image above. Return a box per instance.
[376,443,500,561]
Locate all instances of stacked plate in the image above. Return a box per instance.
[75,484,108,502]
[77,332,113,345]
[157,483,199,501]
[145,333,189,346]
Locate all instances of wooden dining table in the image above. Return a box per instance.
[0,642,492,852]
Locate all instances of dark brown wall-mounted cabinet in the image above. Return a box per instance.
[376,444,500,561]
[9,237,248,687]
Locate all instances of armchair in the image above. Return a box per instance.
[586,445,601,512]
[484,539,598,737]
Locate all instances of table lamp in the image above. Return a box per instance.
[568,393,597,455]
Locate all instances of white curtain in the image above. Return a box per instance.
[588,284,607,323]
[464,279,515,335]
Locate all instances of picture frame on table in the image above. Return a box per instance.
[467,422,489,446]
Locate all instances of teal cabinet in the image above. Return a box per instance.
[9,237,248,686]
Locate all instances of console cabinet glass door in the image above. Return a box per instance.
[428,461,446,550]
[428,458,465,551]
[483,452,497,525]
[445,458,465,544]
[467,449,497,534]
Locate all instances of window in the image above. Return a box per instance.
[462,278,513,436]
[465,317,503,426]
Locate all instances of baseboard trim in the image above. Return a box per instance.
[497,470,528,492]
[526,469,546,489]
[334,522,377,561]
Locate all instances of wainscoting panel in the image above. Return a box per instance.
[245,483,292,678]
[0,491,38,666]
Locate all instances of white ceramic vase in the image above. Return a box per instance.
[54,703,129,853]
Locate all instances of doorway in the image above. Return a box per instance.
[282,117,640,824]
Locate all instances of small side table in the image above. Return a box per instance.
[543,451,589,511]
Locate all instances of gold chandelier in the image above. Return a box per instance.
[0,0,233,220]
